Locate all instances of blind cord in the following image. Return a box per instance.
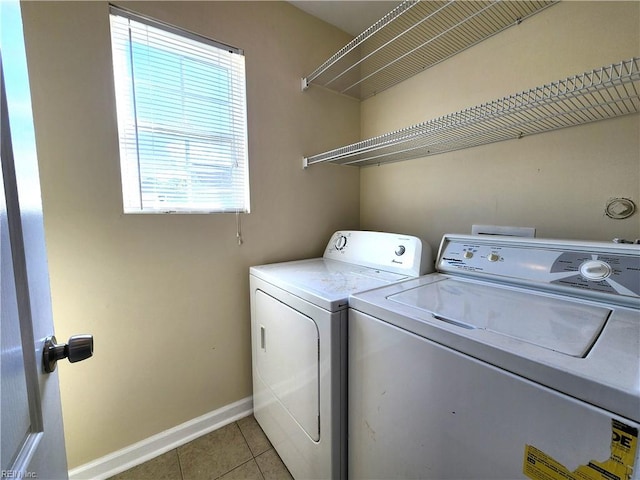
[236,211,243,246]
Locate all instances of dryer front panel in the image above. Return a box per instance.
[255,289,320,441]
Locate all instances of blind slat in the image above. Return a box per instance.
[110,7,249,214]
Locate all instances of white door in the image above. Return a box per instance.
[1,1,89,478]
[254,290,320,441]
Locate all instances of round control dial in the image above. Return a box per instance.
[395,245,406,256]
[487,253,500,262]
[463,251,473,259]
[335,235,347,251]
[580,260,612,281]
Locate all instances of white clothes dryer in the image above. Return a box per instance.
[250,231,433,479]
[349,234,640,480]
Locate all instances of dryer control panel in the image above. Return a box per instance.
[437,234,640,307]
[324,231,434,277]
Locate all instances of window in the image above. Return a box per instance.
[109,6,249,213]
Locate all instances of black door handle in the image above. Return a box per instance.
[43,334,93,373]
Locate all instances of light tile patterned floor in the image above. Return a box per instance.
[109,415,292,480]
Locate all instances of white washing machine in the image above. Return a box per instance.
[250,230,433,479]
[349,234,640,480]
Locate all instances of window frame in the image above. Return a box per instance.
[109,5,250,214]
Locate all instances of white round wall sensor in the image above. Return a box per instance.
[605,198,636,219]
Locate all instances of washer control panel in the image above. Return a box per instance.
[324,231,434,277]
[438,234,640,305]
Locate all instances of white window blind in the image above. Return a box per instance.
[109,7,250,213]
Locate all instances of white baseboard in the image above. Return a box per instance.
[68,396,253,480]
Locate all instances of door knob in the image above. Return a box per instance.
[43,334,93,373]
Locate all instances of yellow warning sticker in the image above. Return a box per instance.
[523,419,638,480]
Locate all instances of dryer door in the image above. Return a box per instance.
[255,290,320,441]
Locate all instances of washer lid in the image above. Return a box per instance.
[388,278,611,357]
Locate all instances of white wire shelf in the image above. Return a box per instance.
[302,0,557,100]
[303,58,640,168]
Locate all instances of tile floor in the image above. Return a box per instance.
[109,415,292,480]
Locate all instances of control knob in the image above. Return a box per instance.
[580,260,612,281]
[487,253,500,262]
[335,235,347,251]
[395,245,406,256]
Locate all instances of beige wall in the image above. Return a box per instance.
[20,1,360,468]
[20,0,640,470]
[360,1,640,251]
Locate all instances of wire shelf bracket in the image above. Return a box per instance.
[303,58,640,169]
